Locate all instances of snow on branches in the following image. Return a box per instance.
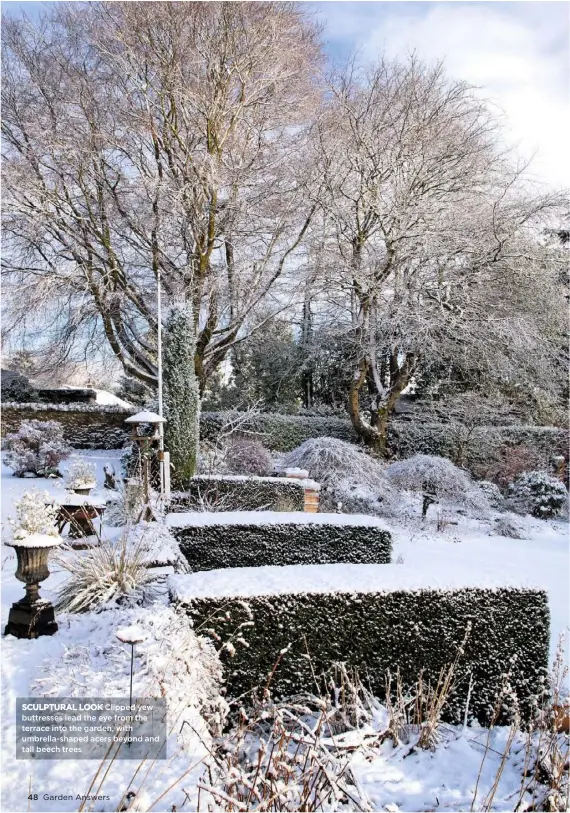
[2,419,71,477]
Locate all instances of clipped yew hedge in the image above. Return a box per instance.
[200,411,358,452]
[173,583,549,724]
[388,422,569,470]
[168,512,392,571]
[170,475,306,513]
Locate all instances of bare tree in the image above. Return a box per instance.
[1,2,322,391]
[311,57,567,454]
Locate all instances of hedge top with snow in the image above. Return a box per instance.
[178,473,320,490]
[169,561,543,600]
[166,511,390,529]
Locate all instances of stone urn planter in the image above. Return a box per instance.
[4,534,62,639]
[70,482,96,497]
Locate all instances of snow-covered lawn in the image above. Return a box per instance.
[1,449,568,812]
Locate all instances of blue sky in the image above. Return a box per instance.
[3,0,569,187]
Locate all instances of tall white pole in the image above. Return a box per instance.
[157,269,165,499]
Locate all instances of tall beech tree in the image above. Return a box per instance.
[311,58,566,454]
[1,2,321,391]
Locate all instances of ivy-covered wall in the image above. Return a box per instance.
[1,403,132,449]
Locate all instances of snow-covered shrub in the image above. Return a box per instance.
[281,437,399,518]
[164,303,200,484]
[225,435,273,476]
[493,514,527,539]
[8,489,60,543]
[54,525,162,612]
[281,437,382,488]
[478,480,506,511]
[2,419,71,476]
[386,455,487,512]
[31,603,227,736]
[507,471,568,518]
[65,457,97,490]
[1,371,35,403]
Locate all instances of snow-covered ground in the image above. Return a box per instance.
[1,449,568,812]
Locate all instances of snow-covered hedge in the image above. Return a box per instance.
[167,511,392,571]
[507,471,569,518]
[171,569,549,725]
[388,422,568,472]
[170,475,306,513]
[200,411,358,451]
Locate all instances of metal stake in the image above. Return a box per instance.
[128,642,135,747]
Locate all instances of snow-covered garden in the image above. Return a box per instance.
[1,427,568,812]
[2,3,569,812]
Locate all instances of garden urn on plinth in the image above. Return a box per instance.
[4,535,62,639]
[71,484,95,497]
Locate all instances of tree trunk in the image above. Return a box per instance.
[348,351,417,458]
[301,297,314,409]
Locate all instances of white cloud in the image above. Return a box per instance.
[314,2,569,189]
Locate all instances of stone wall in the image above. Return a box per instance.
[1,403,132,449]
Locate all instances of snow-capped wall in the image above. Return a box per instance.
[1,403,132,449]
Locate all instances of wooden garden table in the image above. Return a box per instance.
[52,496,106,539]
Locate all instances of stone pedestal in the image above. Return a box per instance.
[4,542,60,639]
[5,599,58,639]
[304,487,320,513]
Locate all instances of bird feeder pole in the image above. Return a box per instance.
[156,267,165,499]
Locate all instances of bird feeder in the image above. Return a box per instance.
[125,411,165,443]
[124,412,167,520]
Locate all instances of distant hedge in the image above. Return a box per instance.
[3,404,566,466]
[200,411,568,467]
[170,475,306,513]
[200,411,358,452]
[174,585,549,724]
[388,422,569,469]
[168,512,392,571]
